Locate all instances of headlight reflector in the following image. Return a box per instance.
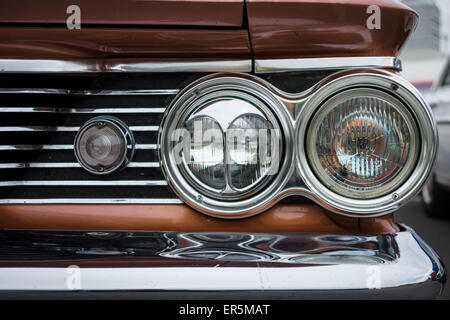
[184,116,226,191]
[227,114,276,191]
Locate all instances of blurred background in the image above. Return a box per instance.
[398,0,449,300]
[400,0,449,92]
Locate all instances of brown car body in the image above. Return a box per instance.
[0,0,416,233]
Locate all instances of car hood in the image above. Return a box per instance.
[0,0,417,60]
[0,0,245,27]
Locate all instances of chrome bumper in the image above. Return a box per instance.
[0,225,445,299]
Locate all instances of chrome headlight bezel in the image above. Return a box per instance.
[159,70,437,218]
[305,87,420,199]
[158,75,294,218]
[296,71,437,216]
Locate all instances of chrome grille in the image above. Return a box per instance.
[0,73,208,204]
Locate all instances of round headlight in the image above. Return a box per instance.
[159,75,294,218]
[296,70,437,216]
[306,88,419,199]
[74,116,134,174]
[179,94,281,200]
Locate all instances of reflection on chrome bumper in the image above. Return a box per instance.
[0,225,445,299]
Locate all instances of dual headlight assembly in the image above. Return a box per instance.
[158,69,437,218]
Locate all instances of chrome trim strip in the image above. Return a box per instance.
[109,60,252,73]
[254,56,402,73]
[0,162,160,169]
[0,226,444,296]
[135,144,157,150]
[0,89,179,96]
[0,163,81,168]
[0,180,168,187]
[0,126,80,132]
[0,198,182,204]
[0,126,159,132]
[0,144,156,150]
[0,59,252,73]
[127,162,160,168]
[0,145,74,150]
[0,107,166,113]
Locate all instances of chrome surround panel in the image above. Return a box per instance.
[0,226,444,298]
[159,70,437,218]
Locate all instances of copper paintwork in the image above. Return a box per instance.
[0,0,417,60]
[0,204,399,233]
[247,0,418,59]
[0,0,244,27]
[0,28,251,59]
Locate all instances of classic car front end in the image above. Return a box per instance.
[0,0,445,299]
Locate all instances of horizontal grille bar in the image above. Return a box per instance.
[0,162,160,169]
[0,126,159,132]
[0,144,157,150]
[0,89,179,95]
[0,198,182,204]
[0,107,166,114]
[0,180,168,187]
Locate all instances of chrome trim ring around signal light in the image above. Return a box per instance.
[74,116,136,175]
[159,70,437,218]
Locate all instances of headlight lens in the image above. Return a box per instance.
[177,95,282,200]
[184,116,226,190]
[306,88,419,199]
[228,114,275,191]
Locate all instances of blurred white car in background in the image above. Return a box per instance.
[422,57,450,217]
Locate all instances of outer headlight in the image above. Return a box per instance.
[296,70,437,216]
[306,88,419,199]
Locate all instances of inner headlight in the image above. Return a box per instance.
[178,95,281,200]
[159,75,294,218]
[306,88,419,199]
